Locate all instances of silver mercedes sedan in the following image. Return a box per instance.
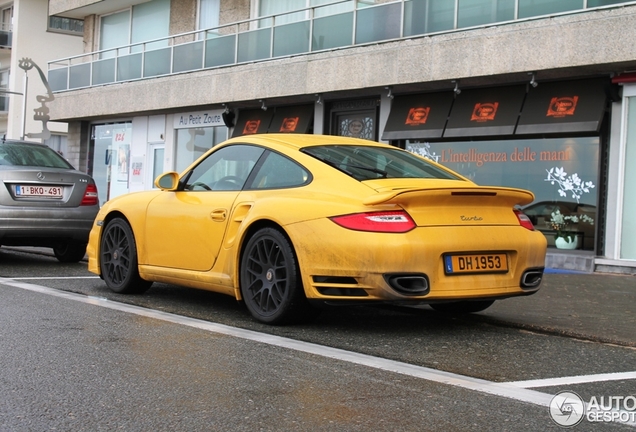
[0,139,99,262]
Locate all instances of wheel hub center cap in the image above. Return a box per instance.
[113,250,119,260]
[266,269,274,281]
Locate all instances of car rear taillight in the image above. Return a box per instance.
[330,211,416,233]
[514,209,535,231]
[81,183,99,206]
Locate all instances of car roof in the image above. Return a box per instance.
[1,139,50,148]
[223,133,393,151]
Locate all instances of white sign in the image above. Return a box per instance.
[174,109,225,129]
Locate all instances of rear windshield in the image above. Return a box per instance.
[302,145,460,181]
[0,142,73,169]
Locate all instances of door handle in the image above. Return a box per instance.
[210,209,227,221]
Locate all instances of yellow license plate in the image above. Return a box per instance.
[444,253,508,275]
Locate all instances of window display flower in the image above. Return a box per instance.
[545,167,595,203]
[550,209,594,242]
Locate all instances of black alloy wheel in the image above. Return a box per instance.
[240,227,315,325]
[429,300,495,314]
[100,218,152,294]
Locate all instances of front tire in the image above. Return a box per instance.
[100,218,152,294]
[240,227,314,325]
[430,300,495,314]
[53,242,87,263]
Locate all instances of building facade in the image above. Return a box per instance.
[46,0,636,274]
[0,0,83,153]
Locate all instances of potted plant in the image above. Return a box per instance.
[549,209,594,249]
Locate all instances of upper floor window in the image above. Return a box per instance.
[1,5,12,32]
[49,16,84,35]
[99,0,170,58]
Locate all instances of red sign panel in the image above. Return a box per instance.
[470,102,499,122]
[405,107,431,126]
[547,96,579,117]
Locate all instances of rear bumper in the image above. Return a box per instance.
[0,206,98,246]
[286,220,548,302]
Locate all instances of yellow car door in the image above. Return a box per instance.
[144,144,265,271]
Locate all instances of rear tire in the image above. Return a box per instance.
[430,300,495,314]
[240,227,317,325]
[100,218,152,294]
[53,242,87,263]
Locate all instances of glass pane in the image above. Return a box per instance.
[173,41,204,73]
[199,0,220,30]
[518,0,583,18]
[458,0,515,28]
[587,0,631,5]
[273,20,310,57]
[175,126,228,173]
[408,137,599,250]
[259,0,306,26]
[131,0,170,51]
[92,58,116,85]
[237,28,271,63]
[117,53,142,81]
[404,0,455,36]
[153,147,165,184]
[89,123,132,205]
[100,10,129,58]
[337,113,376,139]
[312,12,354,51]
[355,3,401,44]
[204,33,236,67]
[48,68,69,91]
[69,63,91,89]
[249,151,310,189]
[184,144,263,191]
[143,47,171,77]
[621,97,636,259]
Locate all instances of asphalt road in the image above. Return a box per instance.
[1,247,634,431]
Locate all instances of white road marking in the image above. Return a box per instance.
[505,372,636,388]
[10,276,100,280]
[2,276,635,426]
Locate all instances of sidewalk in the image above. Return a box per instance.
[479,269,636,347]
[4,246,636,347]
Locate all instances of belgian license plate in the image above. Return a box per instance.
[444,253,508,275]
[15,185,63,198]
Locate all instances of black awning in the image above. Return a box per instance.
[443,85,526,138]
[231,109,274,137]
[268,104,314,133]
[381,92,454,140]
[516,78,608,135]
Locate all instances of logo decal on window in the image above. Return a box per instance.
[471,102,499,122]
[405,107,430,126]
[280,117,299,132]
[243,119,261,134]
[547,96,579,117]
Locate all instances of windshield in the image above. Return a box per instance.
[302,145,460,181]
[0,142,74,169]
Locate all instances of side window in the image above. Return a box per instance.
[184,145,264,191]
[248,151,310,189]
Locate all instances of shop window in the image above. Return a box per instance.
[621,97,636,259]
[89,123,133,205]
[407,137,599,250]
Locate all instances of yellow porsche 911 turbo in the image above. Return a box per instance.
[87,134,547,325]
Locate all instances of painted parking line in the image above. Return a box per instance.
[1,276,635,428]
[505,371,636,388]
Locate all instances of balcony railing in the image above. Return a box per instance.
[47,0,636,93]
